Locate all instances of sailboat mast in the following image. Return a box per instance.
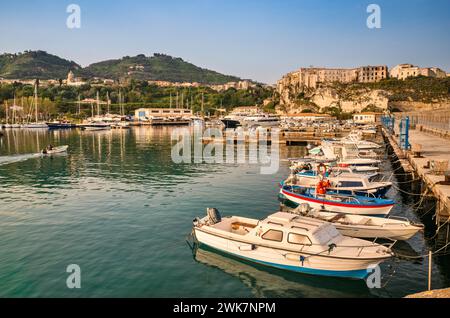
[5,100,8,123]
[77,95,81,115]
[96,91,100,116]
[106,91,110,114]
[34,84,38,123]
[118,90,122,116]
[201,92,204,114]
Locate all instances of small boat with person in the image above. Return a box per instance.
[192,208,394,279]
[41,145,69,155]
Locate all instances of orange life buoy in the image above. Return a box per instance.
[317,163,327,176]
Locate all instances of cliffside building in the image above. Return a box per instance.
[277,65,387,93]
[389,64,447,80]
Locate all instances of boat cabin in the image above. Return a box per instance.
[209,212,343,248]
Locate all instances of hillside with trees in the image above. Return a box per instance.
[0,51,81,80]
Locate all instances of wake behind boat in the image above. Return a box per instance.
[193,208,393,279]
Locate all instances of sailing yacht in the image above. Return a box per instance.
[23,84,47,128]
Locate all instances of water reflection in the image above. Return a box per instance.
[194,246,372,298]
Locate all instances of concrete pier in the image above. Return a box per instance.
[383,126,450,222]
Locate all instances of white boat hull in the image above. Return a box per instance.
[335,225,421,241]
[22,123,48,128]
[194,228,384,279]
[302,211,423,240]
[82,126,111,131]
[280,189,392,216]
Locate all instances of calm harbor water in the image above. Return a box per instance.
[0,127,449,298]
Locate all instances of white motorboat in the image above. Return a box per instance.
[290,160,380,176]
[193,209,394,279]
[22,122,48,129]
[340,131,382,150]
[41,145,69,155]
[242,114,280,127]
[80,121,111,131]
[292,204,424,241]
[310,142,381,167]
[111,122,131,129]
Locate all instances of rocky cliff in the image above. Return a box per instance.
[276,74,450,114]
[276,84,389,114]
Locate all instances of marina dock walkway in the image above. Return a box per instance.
[384,126,450,223]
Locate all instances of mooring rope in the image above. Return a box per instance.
[394,241,450,260]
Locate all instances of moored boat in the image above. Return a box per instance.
[46,121,77,129]
[287,171,392,197]
[79,121,111,131]
[193,209,394,279]
[291,204,424,240]
[279,184,394,216]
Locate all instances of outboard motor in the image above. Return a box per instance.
[293,203,311,216]
[207,208,221,225]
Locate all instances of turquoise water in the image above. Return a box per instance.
[0,127,448,297]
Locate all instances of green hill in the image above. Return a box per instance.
[0,51,242,85]
[82,53,241,84]
[0,50,81,80]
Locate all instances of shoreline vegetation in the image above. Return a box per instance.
[0,81,274,122]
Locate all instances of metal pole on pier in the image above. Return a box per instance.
[428,251,432,291]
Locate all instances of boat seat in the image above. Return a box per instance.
[231,222,257,230]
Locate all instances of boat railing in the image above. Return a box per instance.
[372,237,397,250]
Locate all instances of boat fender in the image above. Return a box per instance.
[239,244,256,251]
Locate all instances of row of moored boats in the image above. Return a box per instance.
[192,129,424,279]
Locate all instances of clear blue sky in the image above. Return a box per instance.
[0,0,449,83]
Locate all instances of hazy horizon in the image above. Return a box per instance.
[1,0,449,84]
